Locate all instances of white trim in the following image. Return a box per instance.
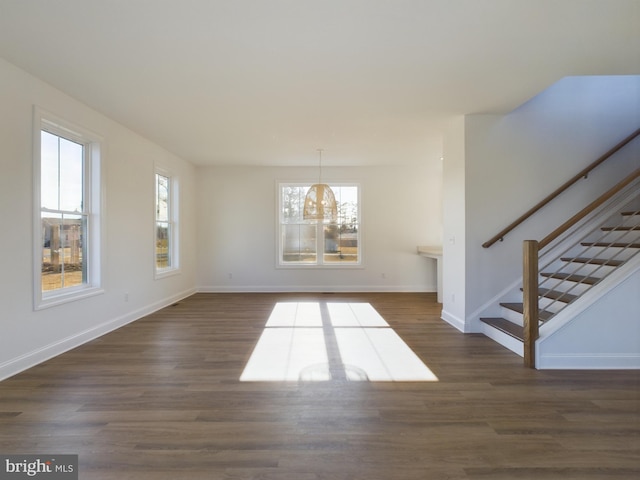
[276,264,366,270]
[33,106,105,310]
[537,353,640,370]
[155,268,182,280]
[36,287,105,310]
[276,182,362,268]
[439,309,466,332]
[0,288,197,382]
[197,284,435,293]
[154,165,181,279]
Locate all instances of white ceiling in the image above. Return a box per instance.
[0,0,638,166]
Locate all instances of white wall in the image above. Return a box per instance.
[441,117,467,331]
[0,58,198,380]
[443,75,640,331]
[537,266,640,369]
[196,163,441,292]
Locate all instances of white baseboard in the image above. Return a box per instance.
[537,353,640,369]
[0,288,197,382]
[440,309,466,332]
[197,284,437,293]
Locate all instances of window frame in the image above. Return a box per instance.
[154,165,180,279]
[277,182,362,268]
[33,107,104,310]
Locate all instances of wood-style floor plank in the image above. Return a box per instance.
[0,292,638,479]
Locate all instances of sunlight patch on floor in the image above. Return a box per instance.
[326,302,388,327]
[334,327,437,381]
[265,301,323,327]
[239,302,438,382]
[240,327,329,382]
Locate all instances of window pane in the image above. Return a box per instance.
[41,213,62,291]
[323,224,359,263]
[330,186,359,263]
[282,186,307,224]
[41,131,59,210]
[156,174,169,222]
[156,222,171,268]
[41,213,87,291]
[155,172,176,273]
[283,224,316,263]
[61,214,85,288]
[59,137,84,212]
[336,186,358,224]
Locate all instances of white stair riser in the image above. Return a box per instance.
[481,323,524,357]
[499,307,523,325]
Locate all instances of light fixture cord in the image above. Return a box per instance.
[317,148,323,184]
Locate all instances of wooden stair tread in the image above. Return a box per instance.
[560,257,624,267]
[479,317,524,342]
[537,288,578,303]
[540,272,600,285]
[581,242,640,248]
[620,211,640,216]
[500,302,553,321]
[601,226,640,231]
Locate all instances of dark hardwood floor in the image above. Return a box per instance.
[1,293,638,479]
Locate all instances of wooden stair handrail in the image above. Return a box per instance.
[483,128,640,248]
[538,168,640,250]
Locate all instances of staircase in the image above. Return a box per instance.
[477,129,640,367]
[480,203,640,353]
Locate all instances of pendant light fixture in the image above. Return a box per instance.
[303,148,337,222]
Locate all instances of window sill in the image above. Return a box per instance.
[277,263,364,269]
[35,286,105,311]
[155,267,181,280]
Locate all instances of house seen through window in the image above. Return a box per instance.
[40,130,86,292]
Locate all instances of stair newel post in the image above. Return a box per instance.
[523,240,540,368]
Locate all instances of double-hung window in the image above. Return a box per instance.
[154,168,179,277]
[279,183,360,266]
[34,109,103,308]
